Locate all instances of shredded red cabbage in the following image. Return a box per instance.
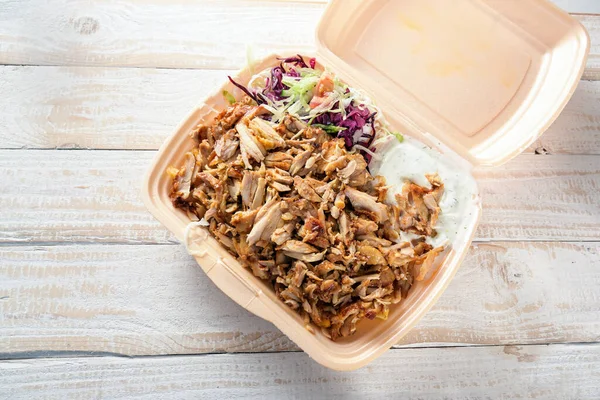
[314,103,343,125]
[262,65,286,101]
[316,103,377,163]
[227,76,262,104]
[286,68,300,78]
[278,54,309,68]
[316,104,375,149]
[228,55,317,105]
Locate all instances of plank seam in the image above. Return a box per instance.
[1,341,599,362]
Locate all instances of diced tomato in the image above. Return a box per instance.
[309,95,327,109]
[315,73,334,97]
[310,73,335,108]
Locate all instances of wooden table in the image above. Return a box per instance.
[1,1,599,398]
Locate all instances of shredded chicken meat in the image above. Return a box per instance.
[170,101,446,340]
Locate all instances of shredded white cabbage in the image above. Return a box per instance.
[353,145,382,160]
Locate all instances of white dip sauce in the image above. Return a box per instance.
[369,136,478,248]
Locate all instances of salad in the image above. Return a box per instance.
[227,54,402,164]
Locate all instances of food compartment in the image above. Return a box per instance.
[142,53,481,370]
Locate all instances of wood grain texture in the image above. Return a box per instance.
[473,154,600,241]
[1,151,598,244]
[0,0,597,71]
[1,242,598,356]
[1,66,600,152]
[0,0,321,69]
[0,66,230,150]
[1,344,599,399]
[577,14,600,80]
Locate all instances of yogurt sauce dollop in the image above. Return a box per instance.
[369,136,478,248]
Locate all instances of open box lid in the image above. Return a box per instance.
[315,0,589,167]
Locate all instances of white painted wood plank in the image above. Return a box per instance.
[0,151,167,245]
[531,79,600,155]
[574,14,600,80]
[1,66,599,153]
[0,66,229,150]
[1,151,598,244]
[0,1,597,72]
[1,344,599,399]
[0,0,321,69]
[1,242,598,356]
[553,0,600,14]
[473,155,600,241]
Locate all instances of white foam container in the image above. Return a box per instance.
[142,0,589,370]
